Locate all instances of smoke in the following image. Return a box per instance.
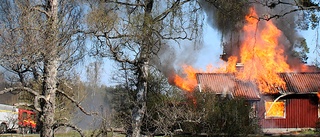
[200,0,307,68]
[151,42,202,84]
[73,87,110,130]
[151,44,176,79]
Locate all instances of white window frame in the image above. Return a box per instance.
[318,104,320,118]
[249,102,257,118]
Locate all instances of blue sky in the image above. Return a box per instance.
[91,22,320,86]
[193,24,223,69]
[300,29,320,64]
[95,23,223,86]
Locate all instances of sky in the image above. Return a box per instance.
[300,29,320,64]
[92,23,223,86]
[91,22,320,86]
[193,23,223,69]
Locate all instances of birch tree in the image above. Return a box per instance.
[0,0,90,136]
[86,0,203,136]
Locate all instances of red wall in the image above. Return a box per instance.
[259,95,318,128]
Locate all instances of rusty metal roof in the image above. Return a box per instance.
[234,80,261,99]
[196,73,235,93]
[279,72,320,93]
[196,72,320,100]
[196,73,260,100]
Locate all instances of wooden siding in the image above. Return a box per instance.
[259,95,318,128]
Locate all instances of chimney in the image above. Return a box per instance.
[236,63,244,72]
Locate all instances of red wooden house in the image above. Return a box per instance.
[196,72,320,133]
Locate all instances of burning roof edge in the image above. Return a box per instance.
[196,73,260,100]
[196,72,320,100]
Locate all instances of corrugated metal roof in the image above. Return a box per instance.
[196,72,320,100]
[234,80,260,99]
[196,73,235,93]
[279,72,320,93]
[196,73,260,100]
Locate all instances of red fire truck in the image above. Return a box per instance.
[0,104,36,134]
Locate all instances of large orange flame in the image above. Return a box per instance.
[234,7,290,93]
[172,65,198,92]
[172,7,310,94]
[265,101,285,117]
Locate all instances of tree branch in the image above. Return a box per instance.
[252,0,320,21]
[154,0,192,22]
[0,87,40,96]
[34,95,45,112]
[14,102,33,107]
[105,0,145,7]
[99,37,136,64]
[30,5,50,17]
[56,89,98,116]
[252,8,300,21]
[0,87,45,112]
[14,96,45,112]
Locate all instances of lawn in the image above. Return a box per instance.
[0,132,125,137]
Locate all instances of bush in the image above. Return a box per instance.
[192,92,261,136]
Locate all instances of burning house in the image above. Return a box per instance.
[196,72,320,133]
[170,3,320,133]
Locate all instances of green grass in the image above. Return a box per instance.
[0,132,125,137]
[0,134,39,137]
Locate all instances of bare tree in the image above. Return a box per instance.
[86,0,203,136]
[0,0,91,136]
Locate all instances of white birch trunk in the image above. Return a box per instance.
[131,62,148,137]
[131,1,153,136]
[40,0,59,136]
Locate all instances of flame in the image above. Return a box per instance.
[172,7,309,94]
[226,56,238,73]
[172,65,198,92]
[235,7,290,93]
[265,101,285,117]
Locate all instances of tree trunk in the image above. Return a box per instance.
[40,58,58,137]
[130,1,153,136]
[39,0,59,136]
[131,63,148,137]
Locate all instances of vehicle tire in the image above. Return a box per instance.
[0,123,7,134]
[26,127,31,134]
[21,127,31,134]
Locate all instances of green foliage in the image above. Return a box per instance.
[191,92,261,136]
[315,118,320,134]
[86,6,117,32]
[109,78,261,136]
[201,0,250,33]
[292,38,310,63]
[296,1,320,31]
[107,85,133,129]
[297,11,319,30]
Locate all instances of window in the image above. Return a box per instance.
[318,104,320,118]
[249,102,257,118]
[265,101,285,118]
[22,112,27,120]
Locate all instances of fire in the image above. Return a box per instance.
[172,65,198,92]
[226,56,237,73]
[265,101,285,117]
[172,7,303,94]
[234,7,290,93]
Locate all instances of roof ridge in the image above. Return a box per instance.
[196,72,320,75]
